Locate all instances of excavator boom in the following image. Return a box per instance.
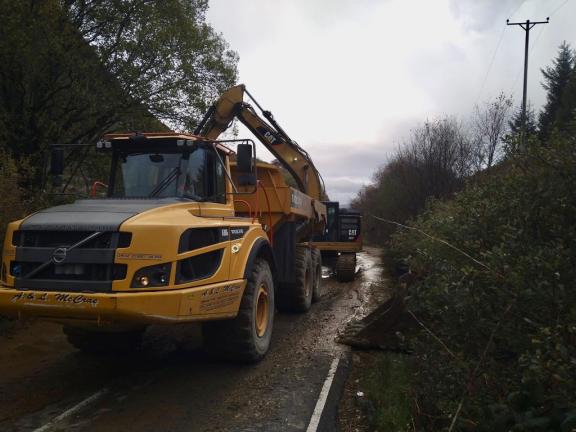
[195,84,326,202]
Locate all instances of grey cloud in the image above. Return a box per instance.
[298,0,390,26]
[328,191,356,207]
[324,177,367,204]
[449,0,524,31]
[313,146,392,179]
[312,146,393,204]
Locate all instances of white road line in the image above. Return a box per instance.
[306,354,341,432]
[32,388,109,432]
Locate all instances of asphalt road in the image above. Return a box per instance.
[0,247,384,432]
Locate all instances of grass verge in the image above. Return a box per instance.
[363,352,413,431]
[339,351,414,432]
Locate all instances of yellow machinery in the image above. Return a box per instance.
[311,204,362,282]
[0,85,327,362]
[197,85,362,282]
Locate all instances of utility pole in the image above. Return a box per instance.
[507,17,549,145]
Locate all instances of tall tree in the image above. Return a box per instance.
[62,0,238,131]
[0,0,127,185]
[351,117,473,243]
[555,62,576,136]
[509,103,537,138]
[0,0,238,189]
[538,42,575,141]
[471,93,513,169]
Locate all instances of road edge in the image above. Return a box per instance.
[306,350,352,432]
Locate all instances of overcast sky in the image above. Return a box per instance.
[206,0,576,205]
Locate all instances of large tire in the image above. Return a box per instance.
[203,258,274,363]
[277,246,313,313]
[63,326,144,354]
[312,248,322,302]
[336,253,356,282]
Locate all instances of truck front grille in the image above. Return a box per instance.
[11,262,127,281]
[11,230,130,292]
[12,230,131,249]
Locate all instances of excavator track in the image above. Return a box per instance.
[335,253,356,282]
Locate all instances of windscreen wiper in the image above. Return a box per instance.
[149,167,181,197]
[183,192,204,201]
[195,192,226,203]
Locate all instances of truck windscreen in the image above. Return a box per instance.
[110,147,225,202]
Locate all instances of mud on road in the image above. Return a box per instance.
[0,247,387,432]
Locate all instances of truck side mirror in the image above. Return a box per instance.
[50,147,64,176]
[237,143,257,186]
[237,144,253,173]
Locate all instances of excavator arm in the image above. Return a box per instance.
[195,84,326,201]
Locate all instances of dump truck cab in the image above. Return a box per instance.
[1,133,280,358]
[0,129,326,361]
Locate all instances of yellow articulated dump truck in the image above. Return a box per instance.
[0,85,327,362]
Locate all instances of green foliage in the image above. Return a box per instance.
[0,0,113,181]
[538,42,576,141]
[390,134,576,429]
[362,353,414,431]
[0,153,31,242]
[0,0,238,192]
[351,40,576,431]
[508,103,538,141]
[65,0,238,131]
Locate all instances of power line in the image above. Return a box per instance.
[507,17,550,145]
[507,0,528,20]
[549,0,571,17]
[475,25,506,105]
[475,0,528,105]
[475,0,567,113]
[510,23,546,96]
[508,0,570,101]
[529,22,547,52]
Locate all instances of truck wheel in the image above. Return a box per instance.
[203,258,274,363]
[277,246,313,313]
[312,248,322,302]
[336,253,356,282]
[63,326,144,354]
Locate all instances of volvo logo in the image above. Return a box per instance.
[52,247,67,264]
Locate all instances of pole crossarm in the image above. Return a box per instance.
[507,19,549,29]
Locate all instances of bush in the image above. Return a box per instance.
[0,153,29,243]
[352,117,473,244]
[390,134,576,430]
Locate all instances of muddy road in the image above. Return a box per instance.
[0,247,385,432]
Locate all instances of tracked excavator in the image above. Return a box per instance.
[196,85,362,282]
[312,204,362,282]
[0,85,333,362]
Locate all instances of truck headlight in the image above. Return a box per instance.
[131,263,171,288]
